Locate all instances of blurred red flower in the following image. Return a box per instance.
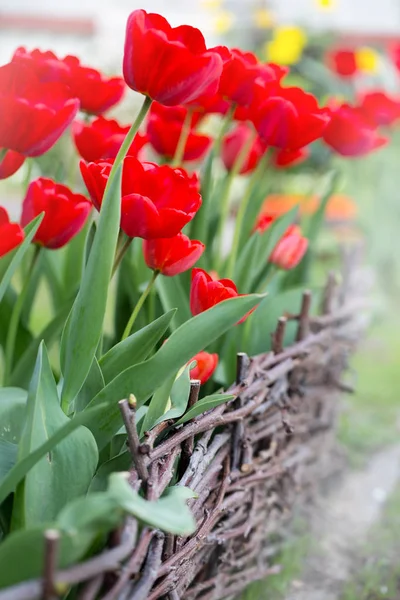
[73,116,148,162]
[269,225,308,270]
[143,232,204,276]
[252,86,330,151]
[0,207,24,258]
[358,91,400,127]
[0,149,25,180]
[190,268,239,315]
[326,49,358,78]
[272,147,309,168]
[21,178,92,249]
[80,157,202,239]
[221,123,267,174]
[12,48,125,115]
[0,62,79,157]
[146,103,211,161]
[123,10,223,106]
[323,104,387,156]
[189,351,219,384]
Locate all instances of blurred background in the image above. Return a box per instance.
[2,1,400,598]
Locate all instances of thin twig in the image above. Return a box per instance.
[119,397,149,484]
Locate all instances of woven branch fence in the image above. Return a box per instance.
[0,252,370,600]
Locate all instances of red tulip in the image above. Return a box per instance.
[272,147,308,168]
[0,149,25,180]
[146,103,211,161]
[189,351,219,384]
[80,157,201,239]
[357,91,400,127]
[269,227,308,270]
[252,86,330,151]
[0,207,24,258]
[323,104,387,156]
[190,268,239,315]
[326,49,358,78]
[73,116,148,163]
[0,62,79,157]
[21,178,92,249]
[221,123,267,174]
[123,10,223,106]
[13,48,125,115]
[143,233,204,276]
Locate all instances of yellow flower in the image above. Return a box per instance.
[266,39,303,65]
[274,25,307,48]
[253,8,275,29]
[200,0,223,9]
[315,0,337,10]
[356,47,379,73]
[213,10,235,34]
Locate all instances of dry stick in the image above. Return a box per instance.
[42,530,59,600]
[179,379,201,478]
[322,271,337,314]
[296,290,312,342]
[128,532,164,600]
[231,352,250,470]
[118,398,149,485]
[77,575,104,600]
[272,317,287,354]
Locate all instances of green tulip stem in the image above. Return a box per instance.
[121,270,160,341]
[172,108,193,167]
[214,130,257,273]
[112,235,133,278]
[3,245,42,385]
[104,95,152,196]
[226,150,270,280]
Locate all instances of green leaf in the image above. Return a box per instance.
[0,387,27,444]
[174,393,235,426]
[0,400,108,507]
[60,165,122,408]
[85,293,263,449]
[107,473,196,535]
[74,356,104,412]
[9,300,73,388]
[88,452,131,493]
[0,214,44,303]
[13,343,99,527]
[63,217,92,295]
[234,234,262,293]
[154,362,192,424]
[156,276,191,330]
[99,310,175,384]
[140,373,177,437]
[0,440,18,482]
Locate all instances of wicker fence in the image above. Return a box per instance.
[0,254,369,600]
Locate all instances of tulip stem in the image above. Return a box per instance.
[3,245,41,385]
[105,95,152,194]
[214,130,257,272]
[226,151,270,279]
[121,270,160,341]
[112,235,132,277]
[171,108,193,167]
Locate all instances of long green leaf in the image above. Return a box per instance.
[99,310,175,384]
[60,165,122,408]
[84,293,263,449]
[0,214,44,303]
[156,276,192,330]
[174,393,235,426]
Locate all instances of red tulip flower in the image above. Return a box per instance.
[146,103,211,161]
[190,268,239,315]
[272,147,308,169]
[358,91,400,127]
[269,226,308,270]
[143,233,204,276]
[221,123,267,174]
[189,351,219,384]
[323,104,387,156]
[21,178,92,249]
[123,10,223,106]
[13,48,125,115]
[0,149,25,180]
[326,49,358,78]
[0,207,24,258]
[80,157,202,239]
[252,86,330,151]
[73,116,148,163]
[0,62,79,157]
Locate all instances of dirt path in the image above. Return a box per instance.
[286,445,400,600]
